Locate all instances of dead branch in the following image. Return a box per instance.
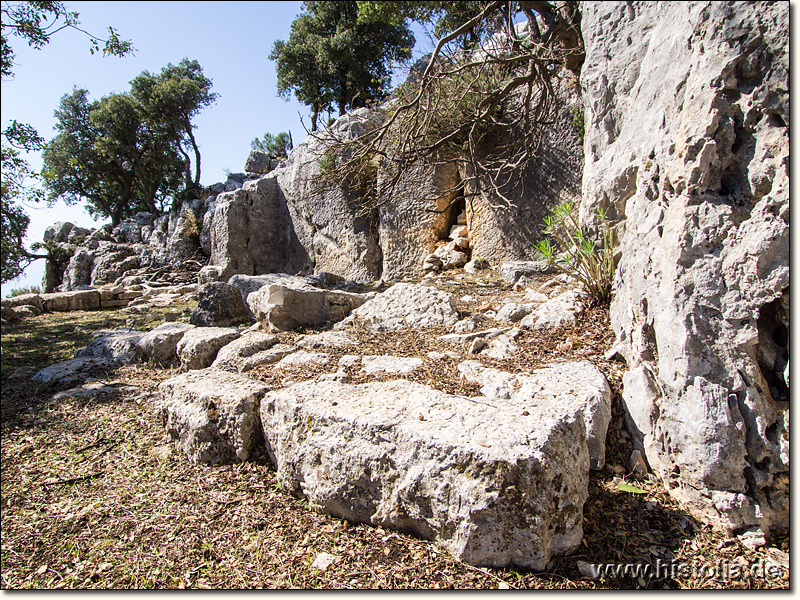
[311,1,583,217]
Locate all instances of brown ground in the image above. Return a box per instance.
[0,278,789,589]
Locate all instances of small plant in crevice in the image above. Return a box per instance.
[571,104,585,140]
[533,201,616,306]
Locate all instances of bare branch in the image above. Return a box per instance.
[311,1,583,217]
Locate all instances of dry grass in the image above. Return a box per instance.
[0,281,789,589]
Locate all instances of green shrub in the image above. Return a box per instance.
[5,285,41,298]
[533,201,615,305]
[571,104,585,139]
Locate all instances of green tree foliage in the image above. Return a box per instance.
[270,1,414,131]
[1,1,132,283]
[1,122,48,282]
[42,61,216,226]
[1,0,132,78]
[251,131,293,158]
[323,1,584,213]
[130,59,218,192]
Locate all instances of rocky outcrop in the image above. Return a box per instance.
[177,327,241,370]
[377,161,462,281]
[260,378,590,569]
[158,368,269,465]
[244,150,280,174]
[462,76,584,265]
[273,109,385,283]
[247,278,369,332]
[457,359,612,470]
[209,176,306,282]
[580,1,789,542]
[136,322,195,367]
[211,332,284,373]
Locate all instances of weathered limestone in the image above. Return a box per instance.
[260,379,589,569]
[211,332,281,373]
[497,261,559,284]
[581,1,789,540]
[457,359,612,470]
[31,357,118,388]
[158,368,269,465]
[496,302,536,323]
[463,75,584,265]
[74,330,143,365]
[248,279,369,332]
[209,176,306,281]
[190,282,253,328]
[377,161,462,282]
[274,109,384,283]
[41,290,101,312]
[336,283,459,332]
[0,293,44,311]
[520,289,585,330]
[228,273,310,309]
[296,331,358,349]
[177,327,241,370]
[136,322,195,366]
[275,351,330,369]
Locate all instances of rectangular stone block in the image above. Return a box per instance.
[261,379,590,569]
[41,290,101,312]
[158,368,268,465]
[100,299,130,308]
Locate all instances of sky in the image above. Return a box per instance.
[1,1,432,295]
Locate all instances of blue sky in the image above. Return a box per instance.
[1,1,431,294]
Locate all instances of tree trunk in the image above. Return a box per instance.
[183,116,202,186]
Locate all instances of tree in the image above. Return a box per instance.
[251,131,293,158]
[1,1,132,283]
[42,60,215,227]
[270,1,414,131]
[129,59,218,193]
[1,122,48,282]
[320,0,584,214]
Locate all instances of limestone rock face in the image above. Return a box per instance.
[520,289,585,331]
[228,273,310,310]
[31,357,118,388]
[158,368,269,465]
[136,322,195,367]
[260,379,589,569]
[273,109,384,283]
[74,330,143,365]
[210,176,306,281]
[463,76,584,265]
[244,150,279,174]
[581,1,789,538]
[377,161,462,282]
[336,283,458,332]
[211,332,284,373]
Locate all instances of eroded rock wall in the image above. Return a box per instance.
[580,1,789,541]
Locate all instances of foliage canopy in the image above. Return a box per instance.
[319,0,584,214]
[270,0,414,131]
[41,60,217,226]
[251,131,293,158]
[1,1,133,284]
